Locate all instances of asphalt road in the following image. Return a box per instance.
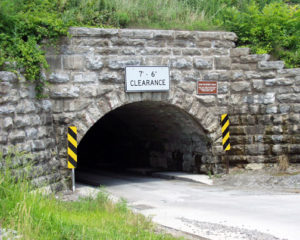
[77,170,300,240]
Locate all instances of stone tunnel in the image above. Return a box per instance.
[1,27,300,191]
[78,101,211,173]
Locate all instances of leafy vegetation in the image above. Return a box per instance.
[0,0,117,98]
[0,0,299,96]
[0,149,180,240]
[221,1,300,68]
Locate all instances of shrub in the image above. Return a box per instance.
[0,0,119,98]
[221,1,300,67]
[0,0,66,97]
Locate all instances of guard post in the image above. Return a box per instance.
[67,126,77,192]
[221,114,231,173]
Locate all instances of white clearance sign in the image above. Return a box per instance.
[125,66,170,92]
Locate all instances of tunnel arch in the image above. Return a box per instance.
[77,101,215,173]
[72,88,221,145]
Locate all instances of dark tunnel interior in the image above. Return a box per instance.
[77,101,210,174]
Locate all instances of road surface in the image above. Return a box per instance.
[77,170,300,240]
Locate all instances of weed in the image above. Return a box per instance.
[278,155,289,172]
[0,149,180,240]
[207,170,212,179]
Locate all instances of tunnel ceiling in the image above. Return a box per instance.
[108,101,207,142]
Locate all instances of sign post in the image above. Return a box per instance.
[221,114,231,173]
[67,126,77,192]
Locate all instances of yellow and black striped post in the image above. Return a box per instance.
[67,126,77,191]
[68,126,77,168]
[221,114,231,151]
[221,114,230,173]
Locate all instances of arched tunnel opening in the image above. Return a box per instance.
[77,101,211,183]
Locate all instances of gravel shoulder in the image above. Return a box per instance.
[213,164,300,193]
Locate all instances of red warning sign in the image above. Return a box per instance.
[197,81,218,94]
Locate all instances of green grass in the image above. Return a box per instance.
[104,0,221,30]
[0,150,182,240]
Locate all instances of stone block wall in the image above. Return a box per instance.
[0,72,66,192]
[226,66,300,166]
[45,28,239,174]
[1,27,300,190]
[45,27,300,172]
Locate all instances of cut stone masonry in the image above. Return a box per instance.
[1,27,300,190]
